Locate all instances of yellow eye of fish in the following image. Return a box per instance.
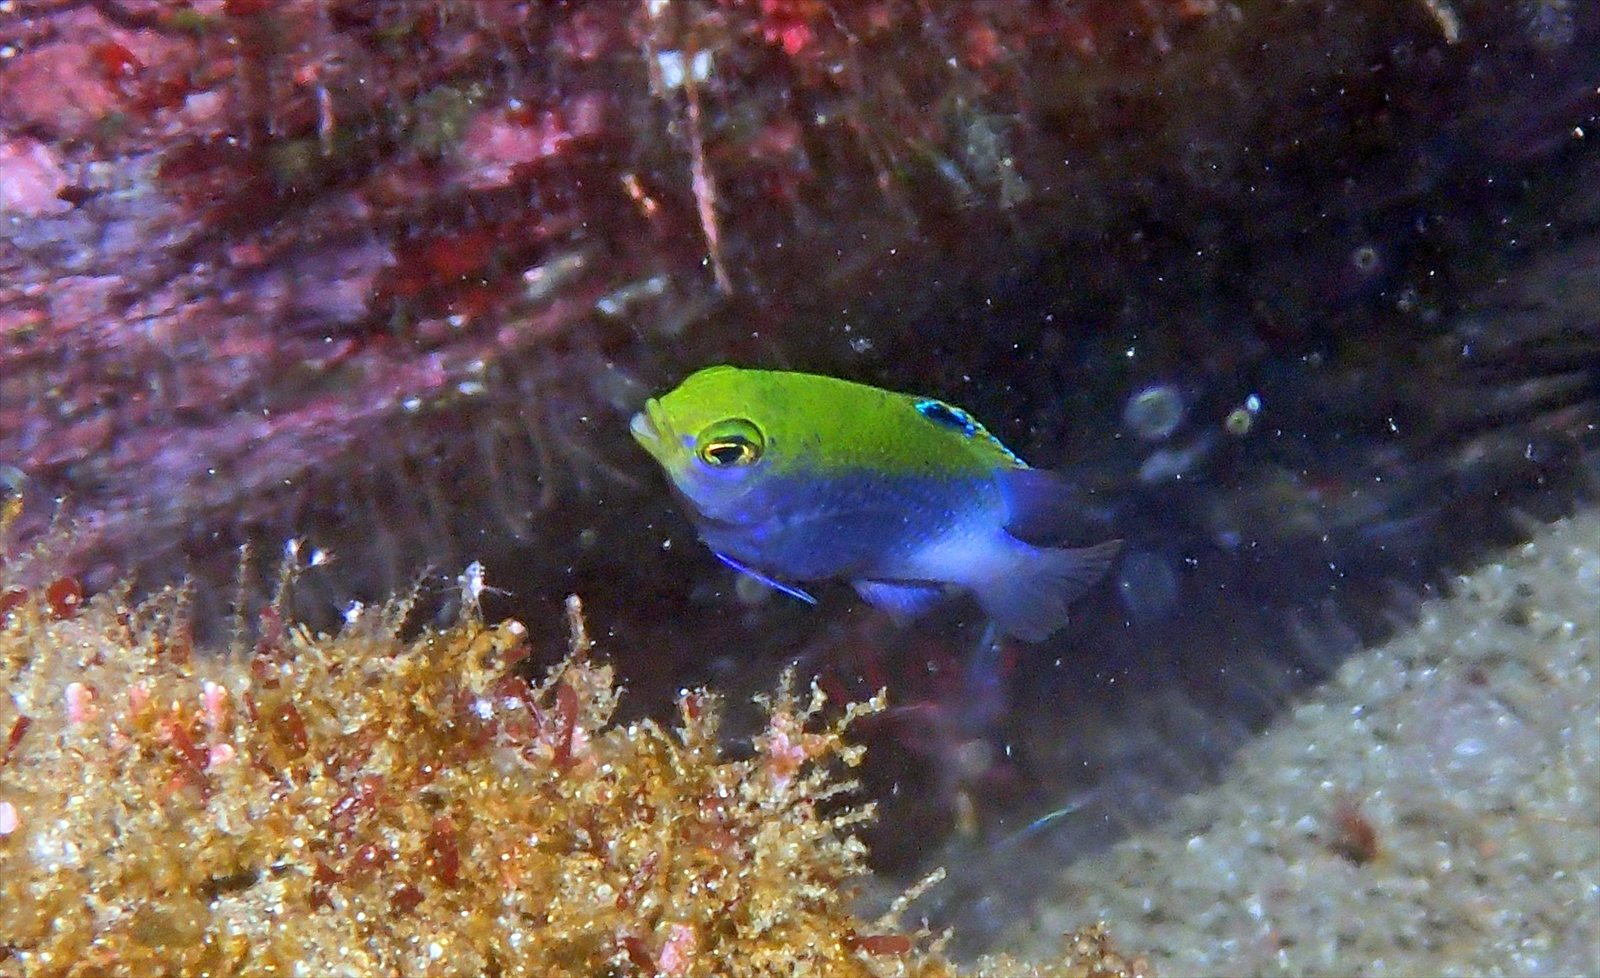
[695,419,764,467]
[701,438,757,466]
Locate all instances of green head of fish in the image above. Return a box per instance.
[630,365,1027,516]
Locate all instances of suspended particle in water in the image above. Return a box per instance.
[1224,394,1262,436]
[1137,435,1215,484]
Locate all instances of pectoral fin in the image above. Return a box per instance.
[852,579,951,624]
[714,552,817,605]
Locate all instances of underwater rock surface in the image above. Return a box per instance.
[1023,506,1599,974]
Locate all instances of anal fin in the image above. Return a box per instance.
[852,579,950,624]
[974,538,1122,642]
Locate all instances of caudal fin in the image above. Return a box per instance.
[973,538,1122,642]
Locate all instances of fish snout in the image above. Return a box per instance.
[630,400,662,449]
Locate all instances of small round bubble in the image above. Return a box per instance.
[1123,384,1186,441]
[735,573,771,608]
[1117,550,1180,621]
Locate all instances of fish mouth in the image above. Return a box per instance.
[629,399,663,453]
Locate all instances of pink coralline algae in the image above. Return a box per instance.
[0,2,679,600]
[456,97,608,191]
[0,140,73,218]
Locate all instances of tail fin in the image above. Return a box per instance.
[973,538,1121,642]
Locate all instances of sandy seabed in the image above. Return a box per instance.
[1018,505,1600,976]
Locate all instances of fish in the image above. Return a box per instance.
[629,365,1121,641]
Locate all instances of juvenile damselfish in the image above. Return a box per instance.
[630,365,1122,641]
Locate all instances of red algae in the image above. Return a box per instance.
[0,0,1541,619]
[43,577,82,621]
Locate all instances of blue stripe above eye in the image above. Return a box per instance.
[915,399,977,436]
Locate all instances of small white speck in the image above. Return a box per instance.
[657,50,697,89]
[460,561,487,602]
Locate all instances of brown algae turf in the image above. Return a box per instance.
[0,573,1147,977]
